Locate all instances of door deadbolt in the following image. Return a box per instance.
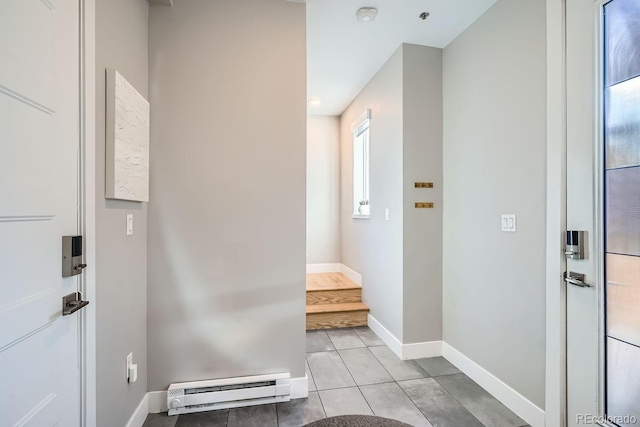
[62,236,87,277]
[565,231,586,260]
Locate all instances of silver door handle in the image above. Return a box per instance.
[564,272,591,288]
[62,292,90,316]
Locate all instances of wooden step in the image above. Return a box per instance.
[306,302,369,330]
[307,288,362,305]
[306,272,359,291]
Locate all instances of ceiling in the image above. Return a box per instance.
[306,0,497,116]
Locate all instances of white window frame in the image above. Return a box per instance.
[352,109,371,219]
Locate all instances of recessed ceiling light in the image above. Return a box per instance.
[419,12,430,20]
[308,98,322,106]
[357,8,378,23]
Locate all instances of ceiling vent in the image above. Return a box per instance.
[356,8,378,23]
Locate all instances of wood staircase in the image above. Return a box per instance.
[306,272,369,330]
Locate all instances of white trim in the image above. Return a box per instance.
[339,264,362,286]
[305,263,363,287]
[80,0,97,426]
[367,314,403,358]
[402,341,443,360]
[367,315,442,360]
[148,391,168,414]
[306,263,341,274]
[442,343,546,427]
[351,214,371,220]
[125,393,149,427]
[350,109,371,133]
[545,0,567,426]
[367,316,544,425]
[290,375,309,399]
[595,1,608,418]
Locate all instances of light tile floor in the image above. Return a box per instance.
[143,327,530,427]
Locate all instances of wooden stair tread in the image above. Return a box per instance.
[306,272,360,291]
[306,302,369,314]
[307,285,360,292]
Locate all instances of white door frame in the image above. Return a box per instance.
[545,0,568,424]
[545,1,609,425]
[80,0,97,425]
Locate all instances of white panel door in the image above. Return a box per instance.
[565,0,602,425]
[0,0,82,426]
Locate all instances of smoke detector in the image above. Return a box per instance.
[357,8,378,23]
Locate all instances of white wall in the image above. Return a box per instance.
[442,0,547,409]
[95,0,148,425]
[341,47,405,340]
[147,0,307,391]
[402,44,443,344]
[340,44,443,344]
[307,116,341,264]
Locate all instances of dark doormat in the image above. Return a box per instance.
[304,415,413,427]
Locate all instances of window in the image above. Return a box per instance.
[352,110,371,217]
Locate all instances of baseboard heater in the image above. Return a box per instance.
[167,373,291,416]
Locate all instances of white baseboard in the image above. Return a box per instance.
[306,263,363,287]
[339,264,362,286]
[442,343,545,427]
[402,340,443,359]
[147,375,309,415]
[367,314,403,357]
[290,375,309,399]
[306,263,341,274]
[125,393,149,427]
[148,390,168,414]
[367,314,442,360]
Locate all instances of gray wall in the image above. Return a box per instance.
[307,115,341,265]
[402,44,443,344]
[341,47,405,340]
[147,0,307,391]
[442,0,547,408]
[95,0,148,425]
[340,44,443,343]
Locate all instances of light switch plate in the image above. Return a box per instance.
[385,208,390,221]
[126,214,133,236]
[126,352,133,377]
[501,214,517,232]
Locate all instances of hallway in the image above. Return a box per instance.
[143,328,528,427]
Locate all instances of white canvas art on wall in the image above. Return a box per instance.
[106,69,150,202]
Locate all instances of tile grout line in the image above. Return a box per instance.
[430,374,493,427]
[315,380,397,393]
[332,329,375,416]
[313,388,329,422]
[274,402,278,427]
[362,340,432,425]
[307,328,510,427]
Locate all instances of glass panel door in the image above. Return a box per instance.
[604,1,640,424]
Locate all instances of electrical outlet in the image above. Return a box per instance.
[126,352,133,381]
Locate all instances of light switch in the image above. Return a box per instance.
[128,364,138,383]
[385,208,390,221]
[126,214,133,236]
[501,214,517,232]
